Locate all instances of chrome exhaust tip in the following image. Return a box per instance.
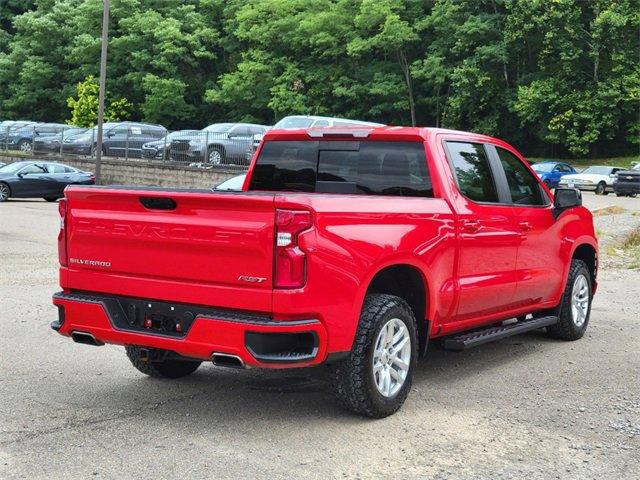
[71,331,103,346]
[212,352,245,369]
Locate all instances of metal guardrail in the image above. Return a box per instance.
[0,125,256,170]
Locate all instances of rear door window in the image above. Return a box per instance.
[249,141,432,197]
[445,142,499,203]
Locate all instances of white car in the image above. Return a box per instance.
[273,115,384,129]
[558,165,626,195]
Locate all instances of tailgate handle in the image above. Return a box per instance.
[140,197,177,210]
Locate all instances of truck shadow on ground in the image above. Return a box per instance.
[64,330,562,428]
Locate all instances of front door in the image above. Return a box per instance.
[444,141,520,322]
[491,146,564,306]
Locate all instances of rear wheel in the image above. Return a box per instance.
[330,294,417,418]
[547,259,592,341]
[0,183,10,202]
[125,345,201,378]
[595,182,606,195]
[43,197,59,202]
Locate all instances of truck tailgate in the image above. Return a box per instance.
[62,186,275,312]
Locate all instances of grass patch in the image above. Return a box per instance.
[620,227,640,269]
[593,206,627,217]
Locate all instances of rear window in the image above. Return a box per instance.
[249,141,432,197]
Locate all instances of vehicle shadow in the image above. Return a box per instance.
[56,330,559,428]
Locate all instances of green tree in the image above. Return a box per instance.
[67,75,131,127]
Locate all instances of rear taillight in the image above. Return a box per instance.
[274,209,312,288]
[58,198,67,267]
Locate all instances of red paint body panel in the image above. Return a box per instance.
[54,127,598,366]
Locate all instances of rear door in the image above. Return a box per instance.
[443,140,520,322]
[489,145,563,306]
[63,188,277,311]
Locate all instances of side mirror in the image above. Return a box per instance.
[17,172,24,178]
[553,188,582,219]
[106,131,115,138]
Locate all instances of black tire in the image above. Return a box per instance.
[125,345,201,378]
[43,197,59,202]
[595,182,606,195]
[330,294,418,418]
[0,182,10,202]
[546,259,592,341]
[207,145,226,165]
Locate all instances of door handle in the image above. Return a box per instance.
[462,220,480,233]
[519,221,533,232]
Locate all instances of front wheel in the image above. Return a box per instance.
[208,146,225,165]
[330,294,418,418]
[0,183,10,202]
[547,259,592,341]
[18,139,32,153]
[125,345,201,378]
[43,197,59,202]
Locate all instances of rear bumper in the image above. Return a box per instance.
[52,291,329,368]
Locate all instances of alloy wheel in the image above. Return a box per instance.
[19,141,32,153]
[372,318,411,397]
[571,274,589,327]
[0,183,9,201]
[209,149,222,165]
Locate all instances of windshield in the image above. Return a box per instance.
[274,117,316,129]
[0,161,31,173]
[203,123,234,133]
[531,163,554,173]
[581,166,612,175]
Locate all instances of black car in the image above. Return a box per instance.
[141,130,198,159]
[63,122,167,158]
[0,161,95,202]
[613,162,640,197]
[4,123,74,153]
[33,127,88,154]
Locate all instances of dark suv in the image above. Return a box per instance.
[613,162,640,197]
[169,123,269,165]
[63,122,167,158]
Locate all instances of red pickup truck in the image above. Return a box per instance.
[52,127,598,417]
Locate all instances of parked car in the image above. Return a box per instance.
[273,115,384,129]
[0,161,94,202]
[530,161,577,188]
[558,165,625,195]
[4,123,74,153]
[52,126,597,418]
[170,123,269,165]
[63,122,167,158]
[142,130,198,159]
[33,127,88,154]
[613,162,640,197]
[0,121,36,145]
[213,174,246,191]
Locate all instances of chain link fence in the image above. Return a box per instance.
[0,124,257,170]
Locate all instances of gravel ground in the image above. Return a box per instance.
[0,193,638,480]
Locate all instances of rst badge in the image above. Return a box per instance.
[238,275,267,283]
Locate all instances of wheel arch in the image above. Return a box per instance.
[363,263,430,354]
[572,242,597,288]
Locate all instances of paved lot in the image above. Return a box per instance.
[1,193,639,479]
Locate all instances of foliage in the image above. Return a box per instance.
[67,75,132,127]
[0,0,638,157]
